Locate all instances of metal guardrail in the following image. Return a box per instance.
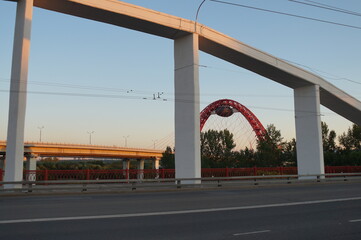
[1,172,361,194]
[3,166,361,182]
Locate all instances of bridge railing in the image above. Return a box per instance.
[1,166,361,182]
[1,172,361,194]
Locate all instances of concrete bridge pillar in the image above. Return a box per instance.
[294,85,324,179]
[152,157,160,179]
[25,154,37,171]
[25,153,37,181]
[122,159,130,170]
[137,159,144,180]
[174,33,201,184]
[153,157,160,170]
[5,0,33,188]
[122,159,130,179]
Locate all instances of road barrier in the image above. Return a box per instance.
[1,172,361,193]
[1,166,361,182]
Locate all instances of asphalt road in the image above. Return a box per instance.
[1,181,361,239]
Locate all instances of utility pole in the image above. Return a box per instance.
[38,126,44,142]
[87,131,95,145]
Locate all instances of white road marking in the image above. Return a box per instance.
[233,230,270,236]
[349,219,361,223]
[0,196,360,224]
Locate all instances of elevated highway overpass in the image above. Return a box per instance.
[0,141,163,172]
[0,141,163,159]
[2,0,361,186]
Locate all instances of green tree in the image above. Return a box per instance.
[200,129,236,167]
[321,122,336,152]
[234,147,256,167]
[255,124,284,167]
[339,124,361,150]
[282,138,297,166]
[160,146,175,169]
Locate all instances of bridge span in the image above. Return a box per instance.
[0,141,163,159]
[0,141,162,172]
[2,0,361,187]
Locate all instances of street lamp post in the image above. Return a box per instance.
[123,135,130,147]
[195,0,207,31]
[87,131,95,145]
[38,126,44,142]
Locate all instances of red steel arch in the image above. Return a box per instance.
[200,99,267,141]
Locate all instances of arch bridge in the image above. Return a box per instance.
[200,99,267,141]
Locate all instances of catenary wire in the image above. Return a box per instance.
[0,88,336,116]
[209,0,361,30]
[288,0,361,17]
[280,59,361,86]
[304,0,361,16]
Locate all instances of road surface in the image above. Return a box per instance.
[1,181,360,239]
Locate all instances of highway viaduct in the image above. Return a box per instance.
[2,0,361,187]
[0,141,163,173]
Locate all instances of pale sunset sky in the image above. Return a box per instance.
[0,0,360,149]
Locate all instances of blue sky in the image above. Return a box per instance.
[0,0,360,149]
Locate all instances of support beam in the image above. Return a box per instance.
[5,0,33,188]
[122,159,130,170]
[137,159,144,180]
[174,33,201,184]
[153,157,160,170]
[25,154,37,171]
[122,159,130,179]
[294,85,324,179]
[152,157,160,179]
[25,153,37,181]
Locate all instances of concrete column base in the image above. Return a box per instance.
[25,154,37,181]
[174,33,201,184]
[5,0,34,189]
[152,158,160,170]
[122,159,130,179]
[137,159,145,180]
[294,85,324,179]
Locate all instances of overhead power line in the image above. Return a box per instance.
[280,59,361,86]
[289,0,361,17]
[304,0,361,16]
[1,76,360,99]
[209,0,361,30]
[0,88,337,116]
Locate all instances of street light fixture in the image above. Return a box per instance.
[37,126,44,142]
[195,0,207,31]
[87,131,95,145]
[123,135,130,147]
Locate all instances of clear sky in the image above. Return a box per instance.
[0,0,360,149]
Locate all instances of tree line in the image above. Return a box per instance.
[161,123,361,168]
